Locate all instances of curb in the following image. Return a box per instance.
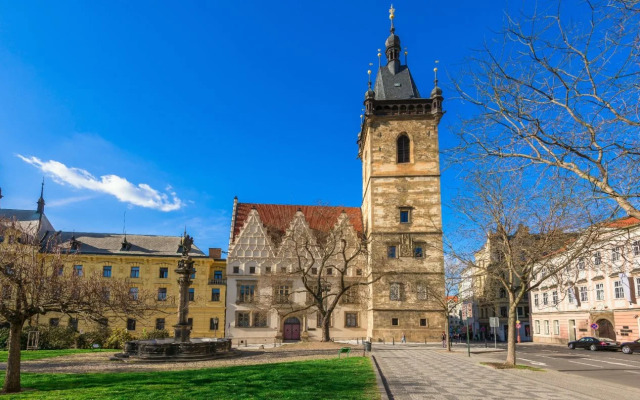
[370,354,392,400]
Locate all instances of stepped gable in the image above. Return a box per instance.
[232,203,363,244]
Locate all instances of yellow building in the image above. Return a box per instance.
[43,232,227,338]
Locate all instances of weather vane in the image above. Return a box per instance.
[389,4,395,32]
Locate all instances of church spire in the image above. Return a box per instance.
[36,179,45,215]
[384,4,401,73]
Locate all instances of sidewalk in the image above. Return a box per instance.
[371,345,640,400]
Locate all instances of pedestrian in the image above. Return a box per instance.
[441,331,446,348]
[401,332,406,343]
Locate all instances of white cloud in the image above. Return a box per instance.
[17,155,183,212]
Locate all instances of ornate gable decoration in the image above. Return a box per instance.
[277,210,317,259]
[229,208,275,259]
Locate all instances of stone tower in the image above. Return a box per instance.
[359,6,445,341]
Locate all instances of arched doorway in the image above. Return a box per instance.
[283,317,301,341]
[596,319,616,340]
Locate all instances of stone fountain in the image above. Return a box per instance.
[117,233,232,361]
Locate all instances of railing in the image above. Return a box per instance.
[208,278,226,285]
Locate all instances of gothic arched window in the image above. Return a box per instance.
[397,134,410,163]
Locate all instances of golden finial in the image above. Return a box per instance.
[404,47,408,64]
[367,63,373,88]
[434,60,440,85]
[389,4,395,33]
[377,49,382,68]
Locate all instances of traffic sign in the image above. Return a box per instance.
[489,317,499,328]
[516,323,521,329]
[590,323,599,330]
[516,320,520,324]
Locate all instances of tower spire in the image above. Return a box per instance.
[36,178,45,215]
[384,5,401,73]
[389,4,395,33]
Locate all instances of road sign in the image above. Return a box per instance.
[489,317,499,328]
[591,323,599,330]
[516,323,521,329]
[516,320,520,324]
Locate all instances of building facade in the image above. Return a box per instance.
[226,8,446,343]
[531,217,640,344]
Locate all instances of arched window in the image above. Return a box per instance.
[397,134,410,163]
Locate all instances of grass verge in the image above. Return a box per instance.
[480,362,545,371]
[0,349,115,362]
[1,357,378,399]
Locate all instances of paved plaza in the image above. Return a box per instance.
[371,344,640,400]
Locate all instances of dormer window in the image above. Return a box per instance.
[121,237,132,251]
[397,134,410,163]
[70,236,81,251]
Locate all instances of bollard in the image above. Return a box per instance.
[424,337,426,345]
[392,337,395,345]
[274,339,276,348]
[245,340,248,347]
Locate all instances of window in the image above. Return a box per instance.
[209,317,219,331]
[311,267,318,275]
[534,293,539,307]
[280,267,287,273]
[594,252,601,266]
[190,269,196,279]
[500,307,507,318]
[596,283,604,301]
[387,246,397,259]
[543,292,548,305]
[499,288,506,298]
[345,312,358,327]
[56,266,64,276]
[49,318,59,327]
[553,320,560,335]
[416,283,428,301]
[552,291,558,305]
[211,288,220,301]
[420,318,428,327]
[276,285,290,303]
[251,312,267,328]
[265,266,272,274]
[391,318,399,326]
[156,318,165,330]
[237,312,250,327]
[98,318,108,328]
[535,320,540,334]
[159,267,168,278]
[397,134,410,163]
[214,270,223,280]
[544,320,550,335]
[73,265,83,276]
[568,289,574,304]
[326,268,333,276]
[189,288,195,301]
[399,209,410,223]
[129,287,139,300]
[130,266,140,278]
[636,278,640,297]
[390,282,402,301]
[614,281,624,299]
[524,306,530,317]
[127,318,136,331]
[249,266,256,274]
[342,287,359,304]
[102,266,112,278]
[238,285,255,303]
[633,241,640,256]
[577,258,585,270]
[612,247,621,262]
[233,266,240,274]
[69,318,78,331]
[102,288,111,301]
[580,286,588,302]
[356,268,363,276]
[413,246,423,258]
[157,288,167,301]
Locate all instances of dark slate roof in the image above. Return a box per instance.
[232,203,363,244]
[0,209,55,239]
[47,232,206,257]
[374,65,421,100]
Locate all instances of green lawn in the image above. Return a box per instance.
[0,349,115,362]
[2,357,378,399]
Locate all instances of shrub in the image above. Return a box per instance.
[36,326,79,349]
[104,328,136,349]
[77,328,111,349]
[140,329,170,340]
[0,327,10,349]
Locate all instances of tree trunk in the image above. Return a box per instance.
[321,316,331,342]
[504,303,518,366]
[4,322,24,393]
[445,316,451,351]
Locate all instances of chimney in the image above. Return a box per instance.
[209,248,222,259]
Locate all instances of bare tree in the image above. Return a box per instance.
[254,210,380,342]
[0,218,158,393]
[449,170,608,366]
[453,0,640,218]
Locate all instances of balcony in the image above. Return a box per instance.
[208,278,226,285]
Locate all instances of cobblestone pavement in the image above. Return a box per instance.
[371,345,640,400]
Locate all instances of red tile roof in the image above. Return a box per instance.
[232,203,363,244]
[605,216,640,228]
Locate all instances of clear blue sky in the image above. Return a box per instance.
[0,0,510,251]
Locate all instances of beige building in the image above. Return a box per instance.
[226,9,446,343]
[531,217,640,344]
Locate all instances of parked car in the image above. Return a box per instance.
[620,338,640,354]
[567,336,620,351]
